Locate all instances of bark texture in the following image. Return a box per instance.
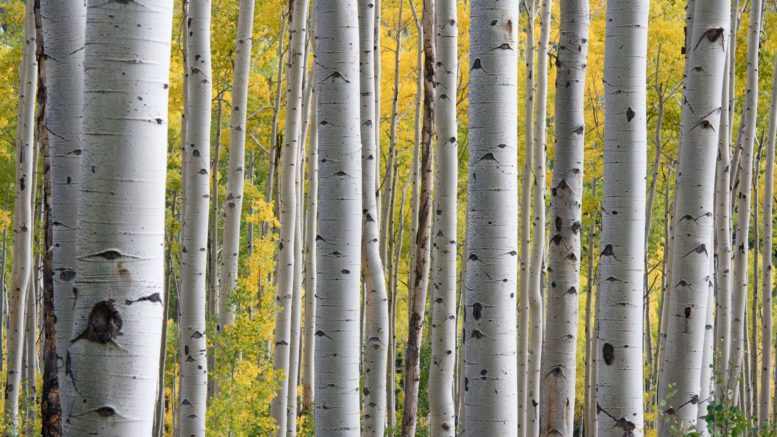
[314,0,362,433]
[540,0,589,434]
[597,0,648,435]
[464,0,519,435]
[67,0,173,433]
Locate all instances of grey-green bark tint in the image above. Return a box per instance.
[540,0,589,435]
[657,0,729,432]
[597,0,648,435]
[464,0,519,435]
[314,0,362,433]
[67,0,173,434]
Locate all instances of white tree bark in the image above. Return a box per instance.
[271,0,308,433]
[38,0,86,422]
[656,0,729,432]
[540,0,588,434]
[728,0,762,396]
[178,0,212,433]
[358,0,389,434]
[517,1,535,432]
[67,0,173,433]
[314,0,362,433]
[428,0,457,433]
[464,0,518,435]
[759,55,777,427]
[4,2,36,428]
[697,256,716,434]
[527,0,550,433]
[218,0,255,342]
[713,22,733,397]
[597,0,648,435]
[286,151,305,436]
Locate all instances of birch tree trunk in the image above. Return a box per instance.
[67,0,173,433]
[597,0,648,435]
[517,2,536,432]
[656,0,729,432]
[401,0,435,433]
[314,0,362,433]
[358,0,389,433]
[527,0,551,432]
[271,0,309,433]
[759,55,777,427]
[286,155,305,436]
[218,0,255,342]
[177,0,212,433]
[302,55,318,418]
[540,0,588,434]
[38,0,86,425]
[5,3,36,428]
[428,0,457,432]
[728,0,762,396]
[714,23,733,396]
[464,0,519,434]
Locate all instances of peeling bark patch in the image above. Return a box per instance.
[603,343,614,365]
[626,107,635,122]
[73,300,123,344]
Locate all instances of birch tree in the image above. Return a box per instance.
[714,19,734,396]
[518,2,536,432]
[271,0,308,433]
[596,0,648,435]
[358,0,389,433]
[527,0,551,432]
[656,2,729,431]
[464,0,519,435]
[428,0,457,432]
[38,0,86,423]
[177,0,212,433]
[66,0,173,433]
[540,0,589,434]
[728,0,762,395]
[759,55,777,427]
[314,0,362,433]
[5,2,36,427]
[218,0,255,352]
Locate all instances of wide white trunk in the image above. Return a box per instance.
[38,0,86,422]
[597,0,648,435]
[464,0,519,435]
[314,0,362,433]
[656,0,729,432]
[67,0,173,434]
[358,0,389,434]
[728,0,762,396]
[759,55,777,427]
[428,0,457,433]
[5,3,36,428]
[271,0,308,433]
[540,0,588,434]
[218,0,255,345]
